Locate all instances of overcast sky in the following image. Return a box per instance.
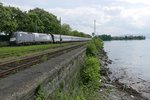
[2,0,150,36]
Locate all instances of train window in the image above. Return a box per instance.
[19,34,22,36]
[12,33,17,37]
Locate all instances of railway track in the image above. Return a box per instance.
[0,43,86,78]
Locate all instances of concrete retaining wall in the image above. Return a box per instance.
[0,46,86,100]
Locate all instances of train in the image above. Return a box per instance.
[10,32,91,45]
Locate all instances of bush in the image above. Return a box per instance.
[0,42,9,47]
[93,38,103,51]
[0,35,10,42]
[82,57,100,89]
[86,41,98,57]
[86,38,103,57]
[35,86,47,100]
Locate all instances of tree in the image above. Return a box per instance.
[98,34,112,41]
[29,8,60,34]
[0,5,18,36]
[71,30,80,36]
[0,2,2,6]
[27,12,44,32]
[0,5,91,38]
[8,7,31,32]
[61,24,72,35]
[71,30,91,38]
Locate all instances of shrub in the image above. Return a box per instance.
[86,41,98,57]
[86,38,103,57]
[93,38,103,51]
[0,35,10,42]
[35,86,47,100]
[82,57,100,89]
[0,42,9,47]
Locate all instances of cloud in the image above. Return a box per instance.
[48,7,113,35]
[117,0,150,5]
[2,0,150,36]
[48,5,150,35]
[120,6,150,29]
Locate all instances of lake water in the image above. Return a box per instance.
[104,39,150,99]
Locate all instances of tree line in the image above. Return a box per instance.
[97,34,145,41]
[0,3,91,39]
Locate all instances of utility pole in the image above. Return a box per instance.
[59,17,62,44]
[94,20,96,36]
[92,20,96,37]
[35,20,38,33]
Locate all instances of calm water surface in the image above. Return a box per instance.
[104,39,150,98]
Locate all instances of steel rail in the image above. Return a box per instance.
[0,43,86,78]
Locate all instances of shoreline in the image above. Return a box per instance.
[99,50,149,100]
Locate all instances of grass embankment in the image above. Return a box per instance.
[53,38,104,100]
[0,42,81,61]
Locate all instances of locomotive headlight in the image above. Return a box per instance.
[10,38,16,41]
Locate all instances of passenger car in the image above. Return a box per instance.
[10,32,91,45]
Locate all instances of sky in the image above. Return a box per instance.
[1,0,150,36]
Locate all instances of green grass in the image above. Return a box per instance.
[0,43,78,60]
